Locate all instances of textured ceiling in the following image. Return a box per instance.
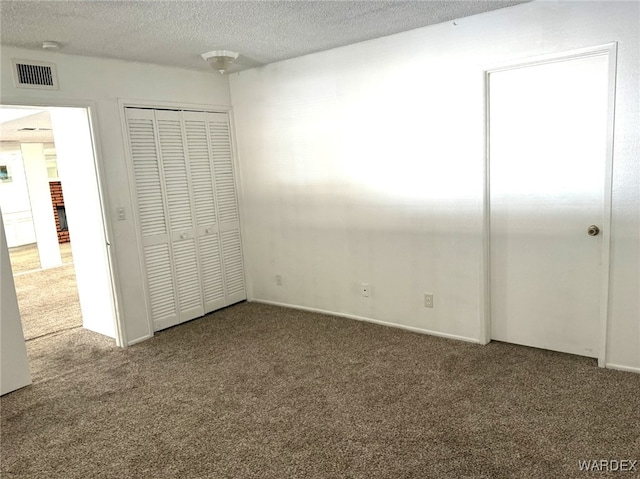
[0,109,53,144]
[0,0,529,73]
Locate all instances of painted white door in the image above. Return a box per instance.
[183,111,226,313]
[50,108,118,339]
[489,53,612,358]
[181,111,245,310]
[155,110,204,323]
[126,108,179,331]
[207,112,246,305]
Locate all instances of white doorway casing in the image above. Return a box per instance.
[0,206,32,395]
[122,105,246,333]
[1,103,121,346]
[484,44,617,364]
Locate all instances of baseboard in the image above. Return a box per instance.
[250,298,481,344]
[605,363,640,374]
[127,333,153,346]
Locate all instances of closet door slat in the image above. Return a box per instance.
[125,108,178,330]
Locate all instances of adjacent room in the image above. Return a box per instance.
[1,1,638,478]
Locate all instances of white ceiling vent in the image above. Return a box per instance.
[12,59,59,90]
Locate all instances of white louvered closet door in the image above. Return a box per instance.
[208,112,246,304]
[126,107,245,332]
[183,111,226,313]
[125,108,179,331]
[155,109,204,323]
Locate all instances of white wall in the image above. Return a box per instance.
[0,206,32,395]
[0,144,36,247]
[20,143,61,268]
[230,1,640,370]
[1,47,231,344]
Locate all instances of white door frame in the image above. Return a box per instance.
[117,99,247,336]
[480,43,618,368]
[1,97,125,347]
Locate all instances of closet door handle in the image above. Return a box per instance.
[180,233,188,240]
[587,225,600,236]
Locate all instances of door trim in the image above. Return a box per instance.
[0,97,125,347]
[119,99,247,338]
[119,101,228,337]
[481,43,618,368]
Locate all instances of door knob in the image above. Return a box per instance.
[180,233,188,239]
[587,225,600,236]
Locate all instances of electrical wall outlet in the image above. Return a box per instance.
[361,283,370,297]
[275,274,283,286]
[424,293,434,308]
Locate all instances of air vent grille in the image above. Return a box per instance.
[12,60,59,90]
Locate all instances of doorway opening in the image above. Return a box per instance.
[0,105,119,351]
[483,44,616,366]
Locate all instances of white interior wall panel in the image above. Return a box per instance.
[0,209,32,395]
[230,1,640,371]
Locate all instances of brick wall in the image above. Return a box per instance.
[49,181,70,243]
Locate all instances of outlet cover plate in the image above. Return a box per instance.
[424,293,434,308]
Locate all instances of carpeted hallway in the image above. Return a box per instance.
[9,242,81,340]
[1,302,638,478]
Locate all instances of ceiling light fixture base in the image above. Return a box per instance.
[201,50,239,74]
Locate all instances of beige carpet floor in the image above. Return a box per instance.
[9,242,81,340]
[8,242,74,274]
[1,302,638,479]
[14,264,82,340]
